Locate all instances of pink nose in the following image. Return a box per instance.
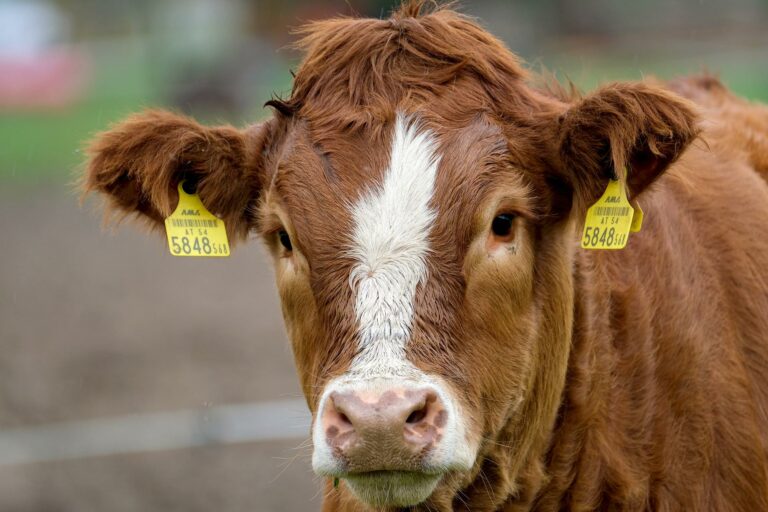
[321,387,448,472]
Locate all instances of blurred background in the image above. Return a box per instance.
[0,1,766,511]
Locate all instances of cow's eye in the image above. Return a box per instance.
[491,213,515,238]
[278,230,293,251]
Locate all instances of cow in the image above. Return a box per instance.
[81,2,768,510]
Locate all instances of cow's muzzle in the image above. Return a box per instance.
[312,377,475,507]
[323,387,446,471]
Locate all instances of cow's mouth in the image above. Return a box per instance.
[342,470,443,507]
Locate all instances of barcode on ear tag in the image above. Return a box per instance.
[164,182,230,257]
[581,180,635,250]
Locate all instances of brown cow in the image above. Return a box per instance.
[82,2,768,510]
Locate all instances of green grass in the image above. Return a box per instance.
[1,98,143,183]
[550,55,768,102]
[0,44,291,184]
[0,47,159,184]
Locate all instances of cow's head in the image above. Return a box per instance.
[83,3,697,510]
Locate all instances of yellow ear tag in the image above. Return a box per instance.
[164,182,230,257]
[581,179,635,250]
[630,202,644,232]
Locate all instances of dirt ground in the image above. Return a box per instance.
[0,183,321,511]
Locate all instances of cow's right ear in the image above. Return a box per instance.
[550,82,698,216]
[83,110,275,242]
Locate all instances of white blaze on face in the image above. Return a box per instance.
[346,114,440,377]
[312,114,476,480]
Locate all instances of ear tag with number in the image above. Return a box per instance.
[581,179,635,250]
[164,182,230,257]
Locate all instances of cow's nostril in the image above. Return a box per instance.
[406,406,428,424]
[338,412,352,426]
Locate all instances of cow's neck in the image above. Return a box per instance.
[525,243,655,510]
[455,221,653,512]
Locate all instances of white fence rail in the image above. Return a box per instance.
[0,399,311,466]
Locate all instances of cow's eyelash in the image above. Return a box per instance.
[259,213,287,238]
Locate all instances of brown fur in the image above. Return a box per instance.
[81,2,768,511]
[669,73,768,180]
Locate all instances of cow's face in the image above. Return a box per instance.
[258,112,554,507]
[83,7,696,510]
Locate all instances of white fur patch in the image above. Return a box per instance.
[311,115,477,483]
[346,114,440,378]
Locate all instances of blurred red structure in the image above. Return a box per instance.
[0,0,90,110]
[0,48,89,110]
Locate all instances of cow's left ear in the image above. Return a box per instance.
[555,82,698,213]
[83,110,276,243]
